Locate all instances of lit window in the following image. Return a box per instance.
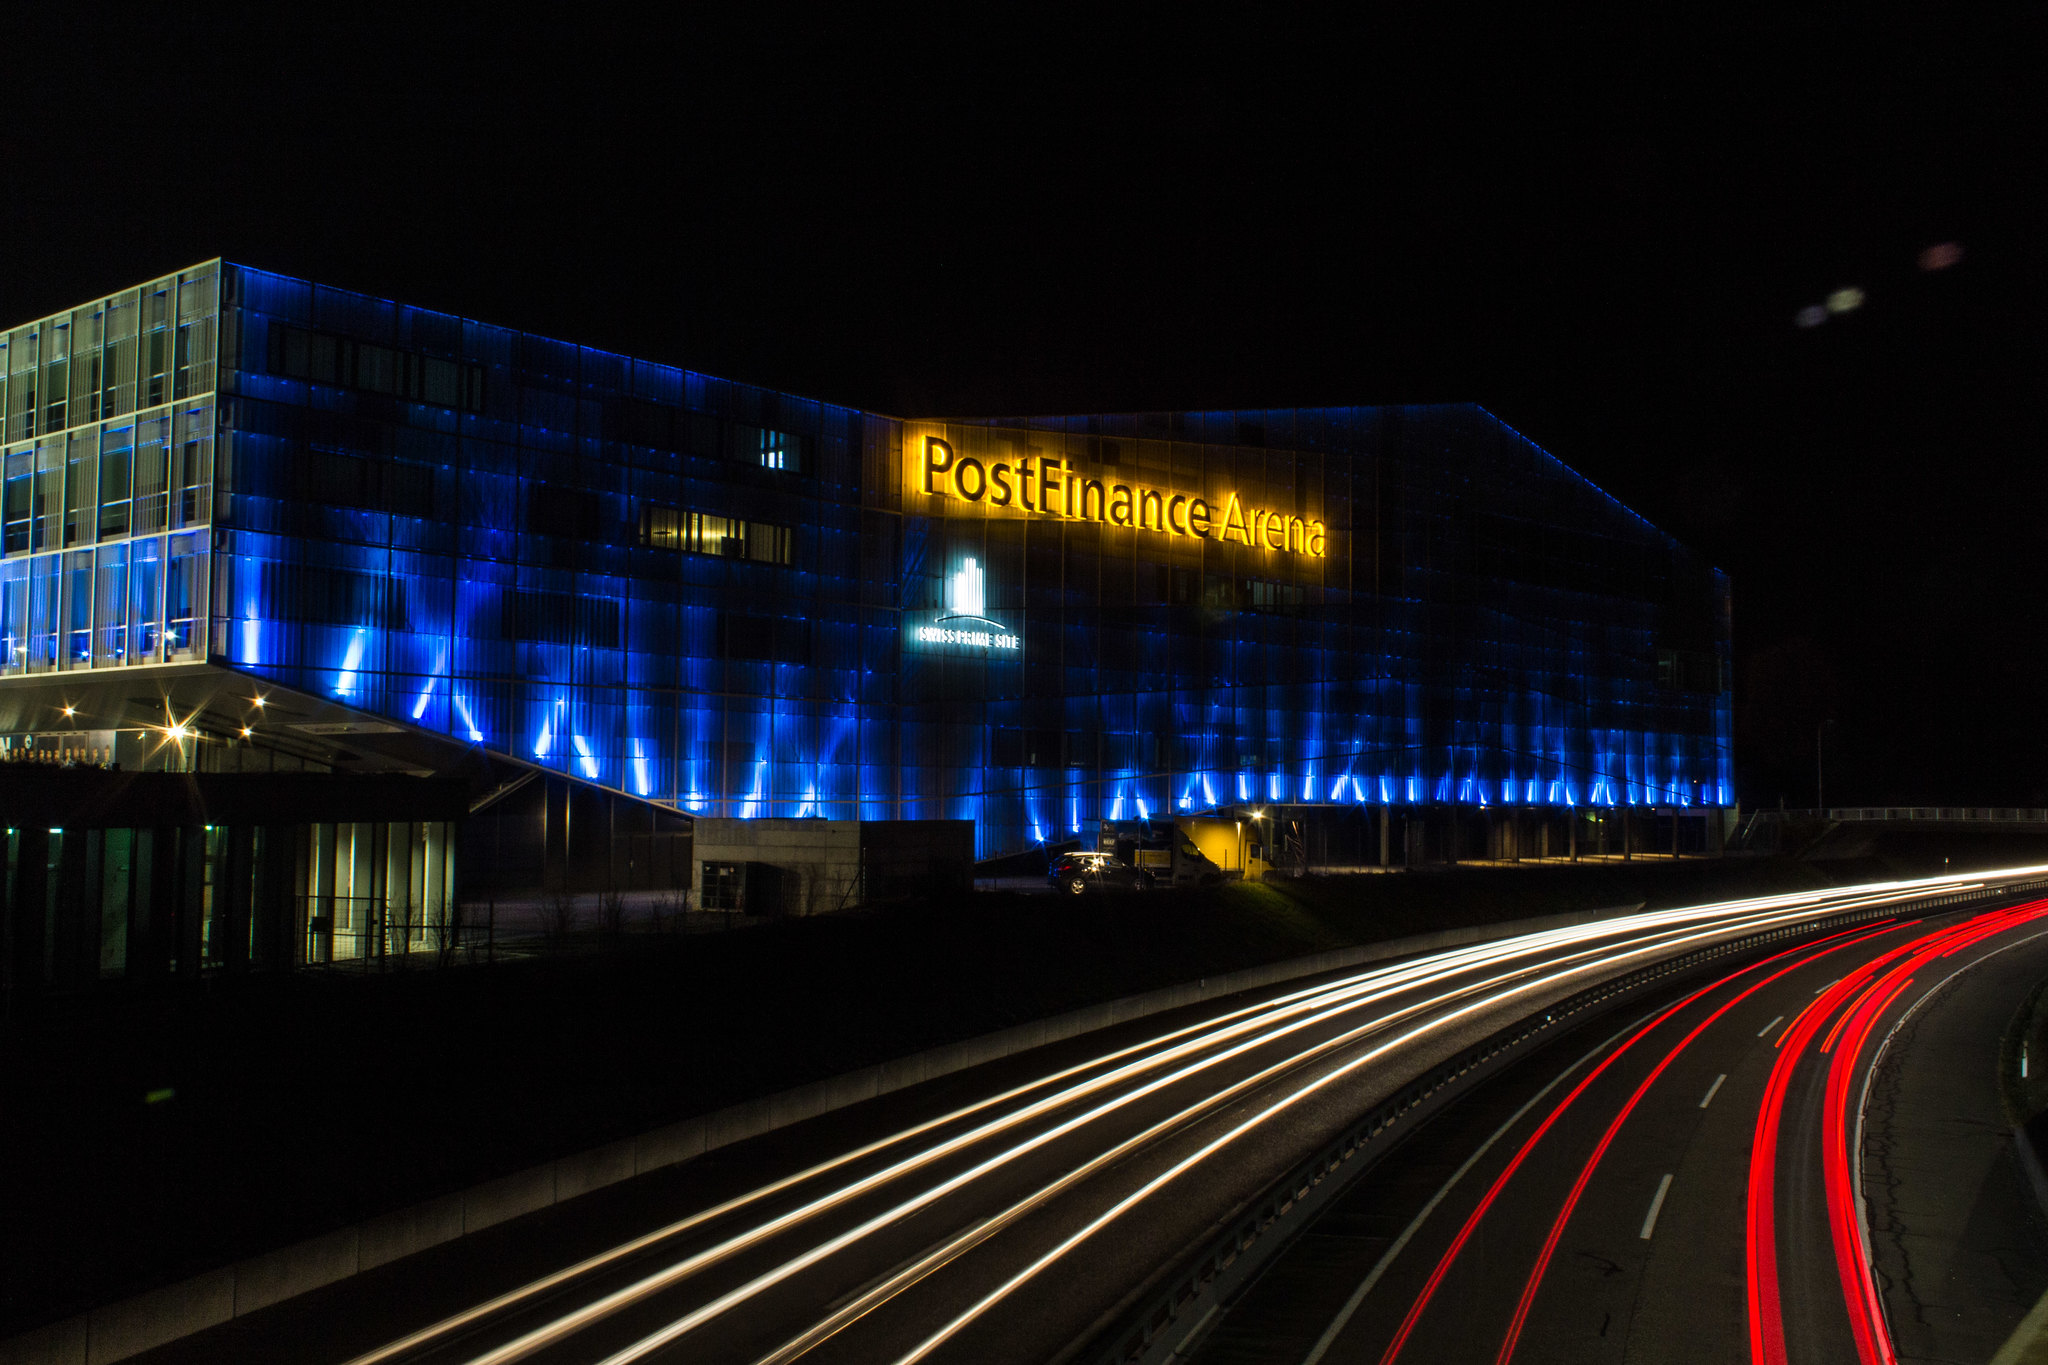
[735,425,809,473]
[638,504,793,565]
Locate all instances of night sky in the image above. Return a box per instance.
[6,13,2040,807]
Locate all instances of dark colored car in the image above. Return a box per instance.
[1048,851,1154,895]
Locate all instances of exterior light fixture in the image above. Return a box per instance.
[251,696,266,708]
[60,705,75,717]
[240,727,252,738]
[168,724,189,741]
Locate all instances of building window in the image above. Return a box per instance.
[639,505,794,565]
[992,728,1062,767]
[2,451,28,553]
[733,423,809,473]
[1248,579,1308,613]
[721,612,809,664]
[267,324,485,412]
[1656,648,1727,694]
[702,862,744,912]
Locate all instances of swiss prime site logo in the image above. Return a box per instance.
[915,557,1020,651]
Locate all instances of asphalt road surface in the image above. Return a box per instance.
[128,871,2048,1365]
[1191,896,2048,1365]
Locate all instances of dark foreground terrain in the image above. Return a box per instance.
[1,832,2038,1336]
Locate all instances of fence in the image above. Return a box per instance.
[302,894,483,965]
[1774,808,2048,825]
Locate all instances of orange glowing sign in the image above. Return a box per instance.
[915,435,1326,557]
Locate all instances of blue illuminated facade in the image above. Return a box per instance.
[0,261,1732,859]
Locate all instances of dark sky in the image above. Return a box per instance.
[6,13,2041,806]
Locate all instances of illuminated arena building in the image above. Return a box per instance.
[0,260,1733,965]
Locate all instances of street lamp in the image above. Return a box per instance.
[1817,718,1837,815]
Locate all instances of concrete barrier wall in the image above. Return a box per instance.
[0,902,1628,1365]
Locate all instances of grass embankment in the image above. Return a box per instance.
[0,851,1919,1333]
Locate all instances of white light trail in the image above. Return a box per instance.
[582,899,1926,1365]
[347,865,2047,1365]
[466,922,1687,1365]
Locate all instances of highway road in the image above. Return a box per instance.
[131,869,2048,1365]
[1190,894,2048,1364]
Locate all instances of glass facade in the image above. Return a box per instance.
[2,800,461,985]
[0,263,217,677]
[0,262,1733,858]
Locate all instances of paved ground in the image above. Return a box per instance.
[1862,925,2048,1362]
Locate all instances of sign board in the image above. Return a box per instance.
[909,556,1021,655]
[906,427,1327,559]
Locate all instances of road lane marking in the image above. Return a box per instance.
[1699,1074,1727,1108]
[337,879,1983,1365]
[880,933,1810,1365]
[1385,921,1913,1365]
[1487,918,1911,1365]
[1294,1015,1652,1365]
[387,900,1852,1365]
[1757,1015,1784,1037]
[1816,978,1839,994]
[1639,1174,1673,1239]
[594,928,1752,1365]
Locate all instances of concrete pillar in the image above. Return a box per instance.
[251,826,296,970]
[221,825,256,972]
[53,829,94,988]
[8,826,49,997]
[1378,806,1390,867]
[176,825,206,977]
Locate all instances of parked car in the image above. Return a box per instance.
[1048,851,1154,895]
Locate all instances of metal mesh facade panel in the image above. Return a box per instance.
[2,263,1732,858]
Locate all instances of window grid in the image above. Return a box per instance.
[0,261,218,678]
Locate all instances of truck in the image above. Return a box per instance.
[1095,818,1232,886]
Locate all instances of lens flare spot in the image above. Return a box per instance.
[1918,242,1963,271]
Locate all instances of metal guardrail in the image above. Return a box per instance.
[1072,876,2048,1365]
[1776,807,2048,824]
